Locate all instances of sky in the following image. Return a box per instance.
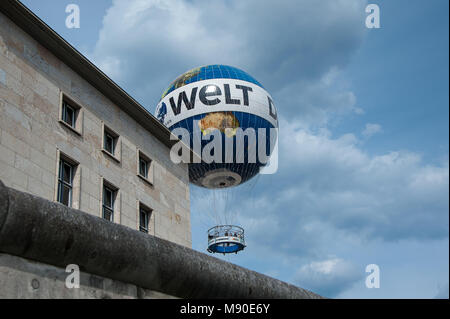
[20,0,449,298]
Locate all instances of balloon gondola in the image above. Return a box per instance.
[207,225,245,254]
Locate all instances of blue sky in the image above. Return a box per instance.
[21,0,449,298]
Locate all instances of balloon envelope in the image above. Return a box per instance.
[155,65,278,188]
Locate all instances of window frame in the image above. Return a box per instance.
[102,184,115,222]
[57,158,74,207]
[138,202,153,234]
[104,132,116,155]
[139,157,149,179]
[62,100,76,128]
[139,208,150,233]
[102,123,121,163]
[58,92,83,136]
[54,150,81,209]
[137,149,153,185]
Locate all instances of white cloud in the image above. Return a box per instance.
[91,0,367,119]
[276,67,362,127]
[208,117,449,260]
[295,257,362,297]
[362,123,382,138]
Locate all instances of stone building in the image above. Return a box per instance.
[0,1,191,247]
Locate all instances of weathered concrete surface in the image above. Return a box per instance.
[0,253,175,299]
[0,181,322,299]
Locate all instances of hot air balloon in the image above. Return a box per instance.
[155,65,278,254]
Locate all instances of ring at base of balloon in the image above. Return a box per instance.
[207,225,246,254]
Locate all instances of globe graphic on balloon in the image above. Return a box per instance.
[155,65,278,189]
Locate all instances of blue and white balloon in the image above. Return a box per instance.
[155,65,278,189]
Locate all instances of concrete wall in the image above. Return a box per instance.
[0,11,191,247]
[0,253,175,299]
[0,181,322,299]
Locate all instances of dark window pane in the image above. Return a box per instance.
[62,103,67,122]
[58,159,73,207]
[104,135,110,151]
[103,207,113,221]
[104,134,115,154]
[59,183,71,206]
[63,102,75,127]
[103,187,113,208]
[59,160,63,180]
[140,210,146,225]
[62,163,72,184]
[139,158,147,177]
[57,182,63,204]
[66,107,74,126]
[139,208,150,233]
[102,185,114,222]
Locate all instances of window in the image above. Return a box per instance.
[139,203,152,233]
[137,150,153,185]
[55,151,80,209]
[62,101,75,128]
[57,159,74,206]
[139,157,149,178]
[102,124,121,162]
[59,93,83,135]
[101,179,120,223]
[102,185,115,222]
[104,132,115,155]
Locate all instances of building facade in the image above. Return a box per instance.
[0,2,191,247]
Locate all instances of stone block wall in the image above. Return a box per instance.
[0,11,191,247]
